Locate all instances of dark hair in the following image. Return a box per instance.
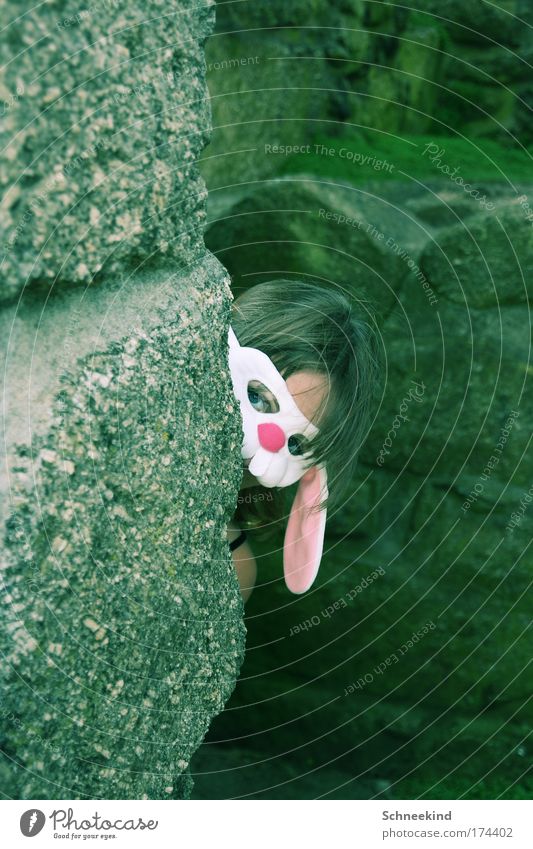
[232,279,379,531]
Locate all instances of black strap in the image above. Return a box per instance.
[229,530,248,551]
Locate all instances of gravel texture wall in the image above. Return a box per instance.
[0,0,245,799]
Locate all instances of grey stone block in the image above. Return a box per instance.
[1,0,245,800]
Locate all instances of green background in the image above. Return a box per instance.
[191,0,533,800]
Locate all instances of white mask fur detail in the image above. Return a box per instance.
[228,327,319,487]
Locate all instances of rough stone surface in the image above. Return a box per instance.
[1,0,245,800]
[0,0,215,304]
[1,269,245,799]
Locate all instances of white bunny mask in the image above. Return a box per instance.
[228,326,328,593]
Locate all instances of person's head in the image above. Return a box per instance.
[231,279,379,518]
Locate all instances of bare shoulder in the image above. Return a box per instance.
[226,521,242,544]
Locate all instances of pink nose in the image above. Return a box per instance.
[257,422,285,453]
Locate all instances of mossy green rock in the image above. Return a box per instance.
[205,177,426,314]
[362,301,531,483]
[202,0,532,174]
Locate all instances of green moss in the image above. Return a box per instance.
[277,132,533,183]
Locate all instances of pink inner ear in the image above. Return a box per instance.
[283,466,327,594]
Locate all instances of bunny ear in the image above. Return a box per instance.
[283,465,328,594]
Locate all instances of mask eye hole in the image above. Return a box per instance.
[288,434,309,456]
[247,380,280,414]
